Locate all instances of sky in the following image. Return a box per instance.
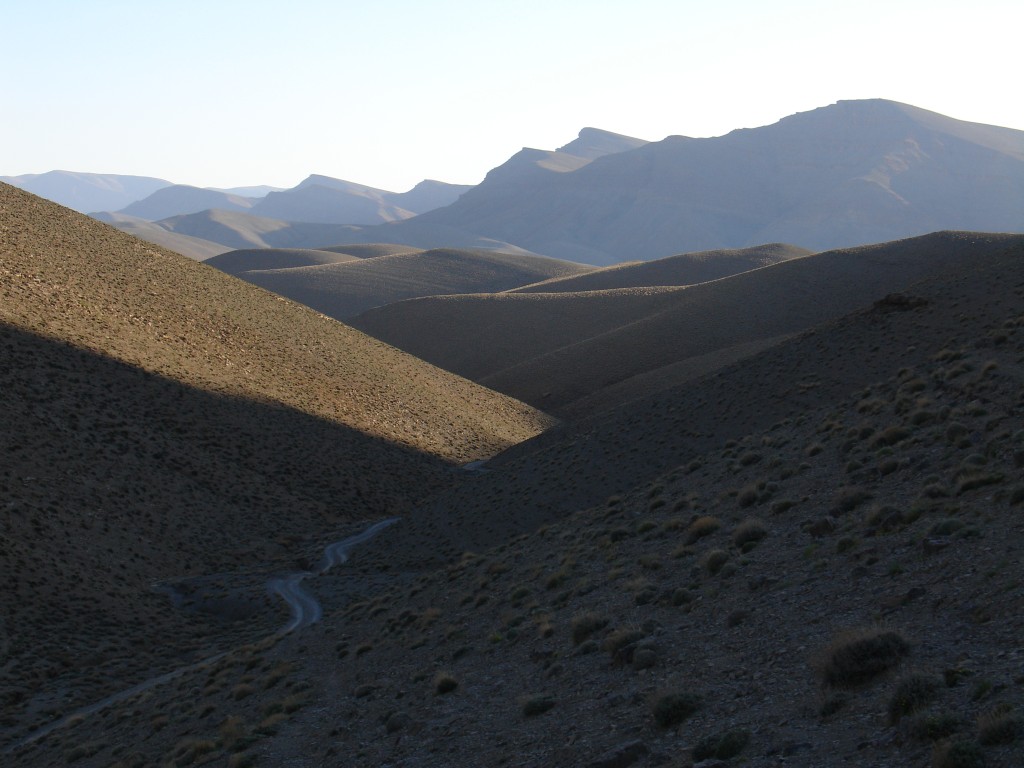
[3,0,1021,192]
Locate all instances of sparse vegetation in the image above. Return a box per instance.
[888,672,941,724]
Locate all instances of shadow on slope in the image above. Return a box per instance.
[0,322,458,743]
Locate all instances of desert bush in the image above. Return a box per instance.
[955,471,1004,495]
[888,672,941,724]
[908,712,962,742]
[736,484,760,508]
[218,715,250,751]
[699,549,729,575]
[434,672,458,695]
[977,705,1021,745]
[768,494,799,516]
[685,516,721,544]
[570,611,608,645]
[833,486,872,514]
[649,690,700,728]
[521,694,556,717]
[873,426,911,448]
[692,729,750,760]
[603,628,645,656]
[732,518,767,548]
[817,627,910,687]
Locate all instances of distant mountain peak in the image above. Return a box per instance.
[557,127,649,159]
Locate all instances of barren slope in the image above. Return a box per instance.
[20,225,1024,768]
[0,182,551,745]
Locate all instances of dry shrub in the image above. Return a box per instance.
[817,627,910,687]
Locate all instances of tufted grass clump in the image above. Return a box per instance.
[699,549,729,575]
[570,611,608,646]
[732,518,767,549]
[833,486,872,515]
[649,690,701,728]
[977,705,1021,745]
[888,672,941,724]
[685,516,721,544]
[817,627,910,688]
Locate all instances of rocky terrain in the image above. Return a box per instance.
[1,181,1022,768]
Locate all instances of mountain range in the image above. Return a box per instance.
[4,98,1024,768]
[18,100,1021,267]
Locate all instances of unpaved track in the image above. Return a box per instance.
[3,518,398,754]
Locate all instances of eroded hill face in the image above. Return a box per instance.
[16,224,1022,767]
[0,182,551,744]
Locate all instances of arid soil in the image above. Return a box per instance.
[2,181,1022,767]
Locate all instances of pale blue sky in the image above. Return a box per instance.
[3,0,1020,191]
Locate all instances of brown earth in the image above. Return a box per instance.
[14,223,1023,768]
[0,182,550,748]
[3,180,1023,767]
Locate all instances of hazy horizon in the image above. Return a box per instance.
[4,0,1021,191]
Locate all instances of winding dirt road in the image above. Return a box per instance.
[3,517,399,755]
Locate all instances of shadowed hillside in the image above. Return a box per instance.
[205,247,361,274]
[0,181,550,745]
[16,223,1023,767]
[352,233,1024,416]
[228,248,596,319]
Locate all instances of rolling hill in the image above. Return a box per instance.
[351,232,1024,416]
[204,247,363,274]
[0,181,551,748]
[512,243,811,293]
[105,207,535,257]
[223,247,596,319]
[349,100,1024,264]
